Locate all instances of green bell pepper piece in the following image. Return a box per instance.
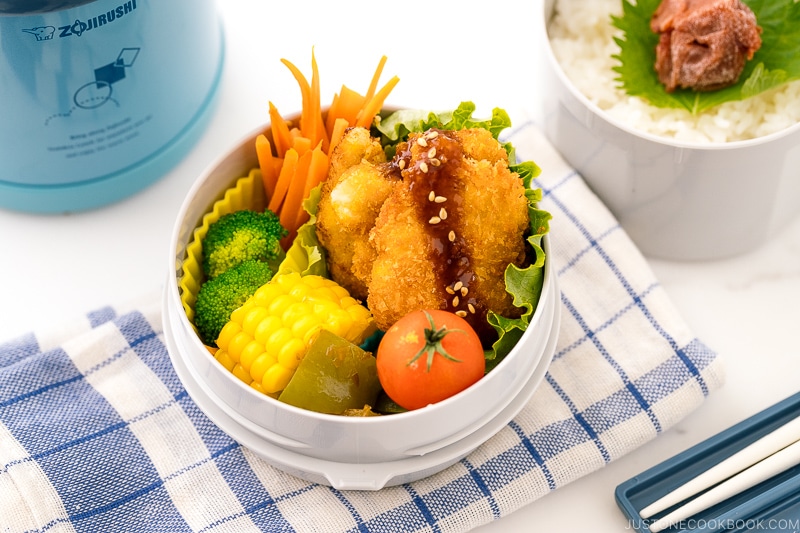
[278,329,382,414]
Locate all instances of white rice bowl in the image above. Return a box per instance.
[548,0,800,143]
[536,0,800,260]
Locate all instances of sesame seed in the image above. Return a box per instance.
[398,159,406,170]
[439,208,447,220]
[452,296,460,307]
[417,137,428,147]
[461,287,468,296]
[448,231,456,242]
[429,216,441,224]
[420,162,429,173]
[428,191,435,202]
[427,130,439,139]
[468,303,476,314]
[428,147,437,159]
[445,286,455,295]
[430,158,441,167]
[434,195,447,203]
[456,310,468,318]
[453,281,463,292]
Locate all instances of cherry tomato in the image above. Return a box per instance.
[376,309,485,410]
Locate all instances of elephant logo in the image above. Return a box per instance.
[22,26,56,41]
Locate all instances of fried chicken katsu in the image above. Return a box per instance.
[316,126,530,344]
[315,128,394,301]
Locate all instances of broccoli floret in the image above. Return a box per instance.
[202,209,288,279]
[194,259,274,346]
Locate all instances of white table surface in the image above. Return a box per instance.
[2,1,800,531]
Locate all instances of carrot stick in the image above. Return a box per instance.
[294,207,310,231]
[308,49,329,151]
[272,157,284,180]
[326,92,340,135]
[294,144,328,233]
[308,50,320,144]
[364,55,388,104]
[268,148,298,213]
[328,117,350,155]
[257,53,402,236]
[255,134,277,199]
[269,102,293,158]
[280,58,312,138]
[304,143,329,199]
[291,135,312,156]
[330,85,365,128]
[356,75,400,129]
[280,148,313,240]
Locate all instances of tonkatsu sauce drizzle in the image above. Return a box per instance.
[393,129,489,337]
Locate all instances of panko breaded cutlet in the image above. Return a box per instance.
[315,128,394,301]
[316,126,530,344]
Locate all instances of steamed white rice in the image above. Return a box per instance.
[548,0,800,143]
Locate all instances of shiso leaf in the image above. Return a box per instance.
[741,62,788,98]
[612,0,800,114]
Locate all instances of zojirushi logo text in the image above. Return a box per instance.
[22,1,137,41]
[59,1,138,37]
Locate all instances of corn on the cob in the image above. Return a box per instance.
[213,272,376,395]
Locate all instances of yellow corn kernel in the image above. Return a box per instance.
[239,340,264,371]
[214,349,236,372]
[346,303,372,323]
[251,283,283,306]
[330,285,350,300]
[277,338,305,369]
[324,309,353,338]
[262,363,294,394]
[254,315,283,344]
[281,301,312,325]
[267,294,294,316]
[250,381,280,399]
[250,352,278,382]
[291,313,322,341]
[211,272,376,397]
[265,327,294,358]
[217,322,242,351]
[229,304,249,325]
[340,296,359,308]
[242,306,270,335]
[309,286,339,303]
[288,281,313,300]
[226,331,252,363]
[345,305,373,339]
[231,363,253,384]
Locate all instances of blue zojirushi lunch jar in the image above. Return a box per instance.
[0,0,224,213]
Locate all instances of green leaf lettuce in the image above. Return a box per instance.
[278,186,328,278]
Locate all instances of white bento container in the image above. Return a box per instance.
[163,114,560,490]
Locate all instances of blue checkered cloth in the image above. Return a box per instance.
[0,119,725,533]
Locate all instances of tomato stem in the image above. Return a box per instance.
[407,311,463,372]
